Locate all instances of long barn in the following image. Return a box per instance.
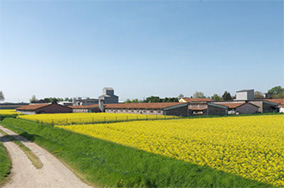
[16,103,72,114]
[104,102,189,116]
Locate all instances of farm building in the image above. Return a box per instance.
[71,87,119,106]
[264,99,284,113]
[16,103,72,114]
[207,103,228,116]
[69,104,101,113]
[213,102,258,114]
[72,97,98,106]
[188,103,228,116]
[104,102,189,116]
[188,102,207,115]
[250,100,280,113]
[236,89,254,101]
[179,98,217,116]
[99,87,119,104]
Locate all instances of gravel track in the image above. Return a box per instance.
[0,125,93,188]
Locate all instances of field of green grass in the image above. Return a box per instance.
[0,134,11,186]
[0,118,272,187]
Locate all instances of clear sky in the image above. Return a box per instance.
[0,1,283,102]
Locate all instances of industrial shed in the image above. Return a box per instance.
[250,100,280,113]
[180,98,213,115]
[214,102,258,115]
[207,103,228,116]
[105,102,189,116]
[69,104,101,113]
[187,102,228,116]
[16,103,72,114]
[264,99,284,113]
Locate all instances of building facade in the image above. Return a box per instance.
[16,103,72,114]
[69,104,101,113]
[99,87,119,104]
[207,103,228,116]
[72,98,99,106]
[105,102,188,116]
[214,102,258,114]
[250,100,279,113]
[236,89,254,101]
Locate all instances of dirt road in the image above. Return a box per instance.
[0,125,93,188]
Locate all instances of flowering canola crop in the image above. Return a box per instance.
[19,113,177,124]
[0,109,22,115]
[57,115,284,187]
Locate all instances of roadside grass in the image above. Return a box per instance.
[0,133,11,186]
[0,129,43,169]
[1,118,274,188]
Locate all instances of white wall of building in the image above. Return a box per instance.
[236,90,254,101]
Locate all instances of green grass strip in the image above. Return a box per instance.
[0,129,43,169]
[1,118,275,188]
[0,134,11,186]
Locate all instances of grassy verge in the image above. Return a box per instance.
[0,129,43,169]
[0,133,11,185]
[1,118,274,187]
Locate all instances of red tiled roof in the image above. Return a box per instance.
[216,102,245,109]
[181,98,212,102]
[69,104,99,109]
[265,99,284,105]
[16,103,51,110]
[105,102,185,109]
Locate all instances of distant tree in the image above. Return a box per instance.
[268,86,284,95]
[212,94,221,101]
[277,92,284,99]
[254,91,264,99]
[222,91,232,101]
[144,96,161,103]
[268,86,284,99]
[0,91,4,102]
[178,94,184,99]
[125,99,132,103]
[30,95,38,103]
[132,99,139,103]
[193,91,205,98]
[142,96,178,103]
[162,97,168,102]
[57,98,64,102]
[170,97,179,102]
[64,97,72,102]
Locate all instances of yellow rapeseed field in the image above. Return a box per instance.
[0,109,22,115]
[57,115,284,187]
[18,113,177,124]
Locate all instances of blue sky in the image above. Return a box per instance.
[0,1,283,102]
